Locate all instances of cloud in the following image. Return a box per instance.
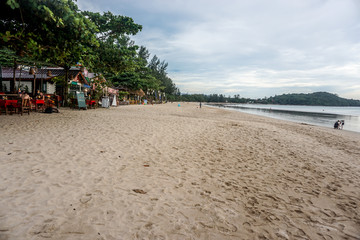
[77,0,360,99]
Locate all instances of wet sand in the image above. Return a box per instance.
[1,103,359,239]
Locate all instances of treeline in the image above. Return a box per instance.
[171,92,360,106]
[168,93,252,103]
[0,0,178,96]
[260,92,360,106]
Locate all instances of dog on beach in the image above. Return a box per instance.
[334,120,344,130]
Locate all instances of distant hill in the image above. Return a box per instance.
[264,92,360,106]
[170,91,359,106]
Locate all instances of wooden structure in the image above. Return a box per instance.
[0,66,83,101]
[20,98,31,115]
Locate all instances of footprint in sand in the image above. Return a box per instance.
[30,220,58,238]
[80,194,92,204]
[105,210,116,221]
[216,220,238,234]
[144,222,153,230]
[31,169,44,175]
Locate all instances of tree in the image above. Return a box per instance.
[0,0,99,94]
[82,11,142,86]
[91,36,139,79]
[0,0,180,99]
[0,0,98,63]
[135,46,162,92]
[148,55,177,95]
[83,11,142,40]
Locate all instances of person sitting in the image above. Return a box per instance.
[35,90,44,100]
[21,91,31,100]
[43,96,59,113]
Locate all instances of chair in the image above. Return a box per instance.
[30,100,37,111]
[21,98,31,115]
[0,100,5,115]
[11,98,31,115]
[6,99,20,115]
[36,100,45,112]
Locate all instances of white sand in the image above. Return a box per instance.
[1,103,359,240]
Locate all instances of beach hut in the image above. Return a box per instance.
[0,66,59,95]
[128,89,145,104]
[0,66,85,101]
[68,71,91,97]
[105,87,119,107]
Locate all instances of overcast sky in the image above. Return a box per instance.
[77,0,360,99]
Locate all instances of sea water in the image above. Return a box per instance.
[221,104,360,133]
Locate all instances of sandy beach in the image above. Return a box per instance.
[0,102,359,240]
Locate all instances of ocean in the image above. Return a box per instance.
[217,104,360,133]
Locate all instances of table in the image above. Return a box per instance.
[86,100,97,109]
[31,99,45,111]
[0,99,20,115]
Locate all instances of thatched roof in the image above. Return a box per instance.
[130,89,145,97]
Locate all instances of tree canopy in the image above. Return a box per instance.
[0,0,178,96]
[0,0,98,67]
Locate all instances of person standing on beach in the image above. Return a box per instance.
[199,102,202,108]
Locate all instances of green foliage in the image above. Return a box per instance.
[6,0,20,9]
[0,0,98,66]
[171,93,251,103]
[92,36,139,78]
[148,55,177,95]
[1,0,99,94]
[0,0,179,97]
[90,75,108,100]
[260,92,360,106]
[0,48,56,67]
[82,11,142,74]
[135,46,162,91]
[118,91,129,98]
[111,71,141,90]
[82,11,148,91]
[82,11,142,41]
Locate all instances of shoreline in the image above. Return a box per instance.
[207,103,360,134]
[1,103,359,239]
